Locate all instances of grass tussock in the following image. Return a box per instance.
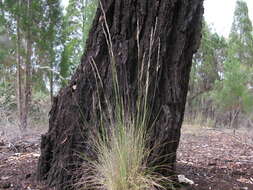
[79,120,167,190]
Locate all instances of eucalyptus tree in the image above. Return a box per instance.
[37,0,204,189]
[229,0,253,66]
[187,21,227,122]
[59,0,97,86]
[1,0,63,129]
[0,0,15,87]
[212,0,253,128]
[45,0,64,102]
[1,0,26,130]
[30,0,63,98]
[63,0,87,76]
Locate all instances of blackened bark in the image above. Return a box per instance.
[37,0,204,189]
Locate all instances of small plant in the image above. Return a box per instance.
[78,118,168,190]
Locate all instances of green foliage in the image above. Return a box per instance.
[0,0,64,94]
[0,82,16,126]
[58,0,97,86]
[1,0,98,92]
[0,82,16,112]
[212,61,253,114]
[212,0,253,114]
[59,43,70,86]
[190,22,227,94]
[35,0,64,93]
[187,1,253,128]
[0,3,15,84]
[29,91,50,124]
[82,0,98,44]
[229,0,253,66]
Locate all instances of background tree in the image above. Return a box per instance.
[0,0,99,130]
[186,21,227,123]
[212,0,253,128]
[59,0,97,86]
[185,0,253,128]
[0,0,63,130]
[229,0,253,67]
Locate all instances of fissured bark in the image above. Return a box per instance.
[37,0,204,189]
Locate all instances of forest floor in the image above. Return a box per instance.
[0,125,253,190]
[177,125,253,190]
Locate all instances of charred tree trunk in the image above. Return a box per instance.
[37,0,204,189]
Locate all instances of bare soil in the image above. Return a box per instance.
[177,126,253,190]
[0,131,54,190]
[0,127,252,190]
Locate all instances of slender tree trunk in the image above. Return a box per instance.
[23,0,32,131]
[37,0,204,189]
[16,0,23,131]
[230,108,240,129]
[49,65,53,104]
[82,0,88,44]
[49,61,54,104]
[0,0,4,16]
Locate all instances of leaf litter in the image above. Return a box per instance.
[0,127,252,190]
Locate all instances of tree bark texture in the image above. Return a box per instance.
[37,0,204,189]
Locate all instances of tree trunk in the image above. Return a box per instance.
[23,0,32,131]
[16,0,23,131]
[49,61,54,104]
[37,0,204,189]
[82,0,88,44]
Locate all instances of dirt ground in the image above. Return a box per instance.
[0,126,252,190]
[0,131,53,190]
[177,125,253,190]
